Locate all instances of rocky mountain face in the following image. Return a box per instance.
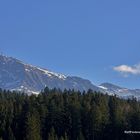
[0,55,140,100]
[0,55,99,94]
[99,83,140,100]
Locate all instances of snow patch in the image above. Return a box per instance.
[11,88,40,95]
[98,86,108,90]
[36,67,67,80]
[25,69,30,72]
[25,90,40,95]
[22,61,67,80]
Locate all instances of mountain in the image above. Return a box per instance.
[0,55,140,100]
[0,55,99,94]
[99,83,140,100]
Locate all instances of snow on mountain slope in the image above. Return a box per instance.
[0,55,99,94]
[0,55,140,100]
[99,83,140,100]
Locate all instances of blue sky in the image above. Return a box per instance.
[0,0,140,88]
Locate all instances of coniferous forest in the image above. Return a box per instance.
[0,88,140,140]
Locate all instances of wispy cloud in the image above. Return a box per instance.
[113,64,140,76]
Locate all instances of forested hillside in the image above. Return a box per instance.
[0,88,140,140]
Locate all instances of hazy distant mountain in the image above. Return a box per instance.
[99,83,140,100]
[0,55,99,94]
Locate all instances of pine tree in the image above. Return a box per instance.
[24,112,41,140]
[59,133,69,140]
[48,127,58,140]
[64,133,69,140]
[7,126,15,140]
[77,131,85,140]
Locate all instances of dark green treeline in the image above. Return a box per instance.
[0,88,140,140]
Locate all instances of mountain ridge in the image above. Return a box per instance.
[0,55,140,99]
[0,55,100,94]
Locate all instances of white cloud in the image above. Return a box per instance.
[113,64,140,75]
